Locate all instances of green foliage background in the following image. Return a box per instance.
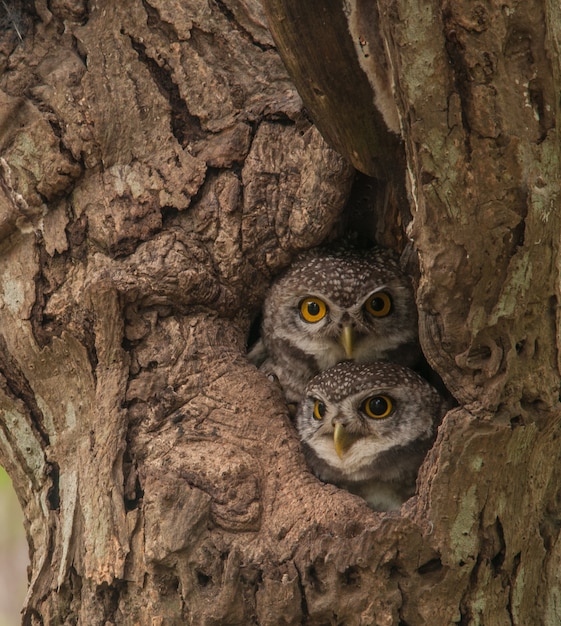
[0,466,27,626]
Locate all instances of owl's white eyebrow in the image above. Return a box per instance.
[295,293,337,307]
[363,286,392,298]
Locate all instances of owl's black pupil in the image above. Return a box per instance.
[307,301,320,316]
[369,397,388,415]
[370,297,385,311]
[315,401,326,417]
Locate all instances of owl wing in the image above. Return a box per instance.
[247,337,268,367]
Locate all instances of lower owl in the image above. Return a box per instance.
[296,361,446,511]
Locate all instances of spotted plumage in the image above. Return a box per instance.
[296,361,446,511]
[249,246,419,404]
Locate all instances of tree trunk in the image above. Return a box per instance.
[0,1,560,625]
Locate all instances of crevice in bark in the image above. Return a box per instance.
[23,607,44,626]
[339,564,361,589]
[140,0,180,43]
[151,564,181,600]
[38,214,99,360]
[31,236,53,349]
[96,580,124,624]
[181,165,240,223]
[50,565,82,626]
[128,35,206,148]
[213,0,274,52]
[441,9,473,157]
[509,414,523,430]
[66,212,88,254]
[295,564,309,623]
[416,556,443,576]
[458,604,473,626]
[81,314,99,378]
[46,461,60,510]
[159,205,180,223]
[123,446,143,511]
[72,32,87,64]
[30,104,86,185]
[196,569,211,587]
[0,334,50,447]
[307,561,325,595]
[539,481,561,552]
[490,516,506,574]
[506,552,522,623]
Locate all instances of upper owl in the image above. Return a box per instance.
[296,361,446,511]
[249,246,419,404]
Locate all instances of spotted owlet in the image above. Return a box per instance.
[296,361,446,511]
[249,246,419,404]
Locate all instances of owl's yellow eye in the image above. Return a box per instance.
[299,297,328,323]
[362,395,393,419]
[313,399,326,420]
[364,292,392,317]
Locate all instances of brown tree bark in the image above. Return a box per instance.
[0,1,560,625]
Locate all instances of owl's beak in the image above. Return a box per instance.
[333,422,358,458]
[339,325,354,359]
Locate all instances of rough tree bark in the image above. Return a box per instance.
[0,1,560,625]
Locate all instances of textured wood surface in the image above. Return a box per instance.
[0,0,560,624]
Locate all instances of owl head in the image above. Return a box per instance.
[262,246,419,373]
[296,361,445,508]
